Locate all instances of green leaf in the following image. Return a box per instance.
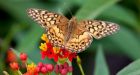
[99,5,139,31]
[117,59,140,75]
[16,25,43,52]
[109,27,140,59]
[94,45,109,75]
[0,0,75,24]
[76,0,119,20]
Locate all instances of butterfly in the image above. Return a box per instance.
[27,8,119,53]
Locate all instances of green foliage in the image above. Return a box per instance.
[99,5,139,30]
[109,27,140,59]
[76,0,119,19]
[117,59,140,75]
[94,45,109,75]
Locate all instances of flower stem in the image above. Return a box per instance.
[17,70,22,75]
[78,63,85,75]
[3,71,9,75]
[67,60,72,75]
[76,56,85,75]
[48,72,51,75]
[68,72,72,75]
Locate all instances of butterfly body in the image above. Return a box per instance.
[27,8,119,53]
[65,17,77,42]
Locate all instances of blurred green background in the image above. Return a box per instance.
[0,0,140,75]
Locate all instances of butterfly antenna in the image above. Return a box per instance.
[58,9,63,15]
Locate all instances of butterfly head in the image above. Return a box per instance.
[70,16,76,20]
[69,17,77,24]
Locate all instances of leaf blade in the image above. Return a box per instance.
[117,59,140,75]
[99,5,139,31]
[94,45,109,75]
[109,27,140,59]
[76,0,119,20]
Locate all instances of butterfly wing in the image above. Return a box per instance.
[80,20,119,39]
[27,8,69,47]
[65,20,119,53]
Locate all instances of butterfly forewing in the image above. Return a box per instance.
[27,8,69,28]
[27,8,69,47]
[80,20,119,39]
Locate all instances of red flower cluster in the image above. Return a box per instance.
[40,43,77,62]
[8,34,77,75]
[9,53,54,75]
[9,52,73,75]
[36,62,54,74]
[40,34,77,62]
[54,62,73,75]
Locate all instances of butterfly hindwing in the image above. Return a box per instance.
[47,25,66,47]
[65,32,93,53]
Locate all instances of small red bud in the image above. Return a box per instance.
[63,62,69,68]
[20,53,27,62]
[38,62,44,68]
[44,63,49,67]
[45,64,54,72]
[60,69,68,75]
[41,66,48,73]
[54,64,59,73]
[10,62,19,70]
[59,65,64,71]
[36,66,41,72]
[68,66,73,72]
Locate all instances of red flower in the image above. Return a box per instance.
[61,49,70,58]
[68,53,77,62]
[25,63,38,75]
[46,48,55,59]
[41,51,47,60]
[6,49,17,63]
[46,43,52,48]
[40,46,77,62]
[10,62,19,70]
[53,54,59,62]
